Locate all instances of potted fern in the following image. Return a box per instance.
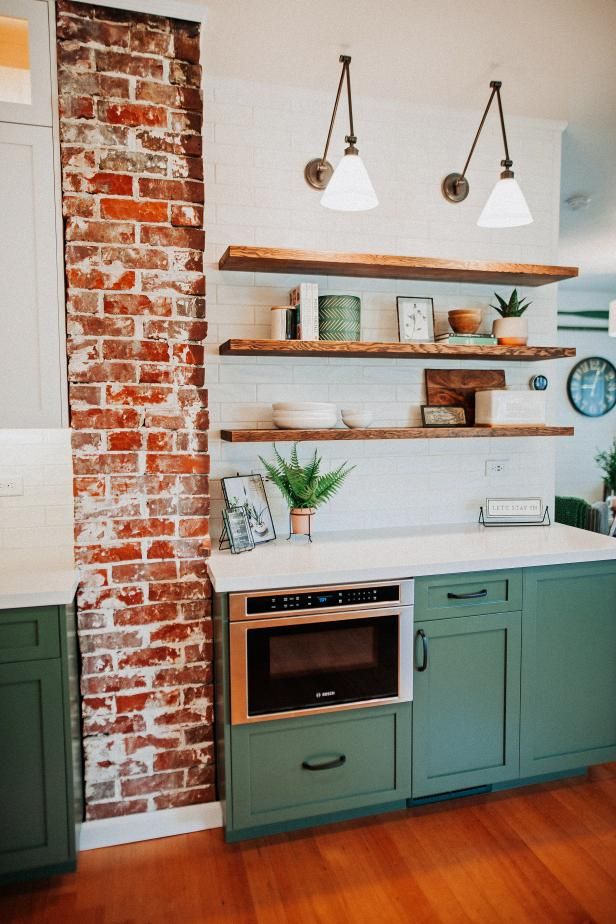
[595,437,616,499]
[491,289,532,346]
[259,443,354,537]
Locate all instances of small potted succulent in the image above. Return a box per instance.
[595,437,616,501]
[259,443,354,537]
[491,289,532,345]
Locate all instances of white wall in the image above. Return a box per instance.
[0,429,74,566]
[205,76,566,535]
[554,289,616,501]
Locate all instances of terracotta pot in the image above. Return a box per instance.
[492,316,528,346]
[290,507,315,535]
[448,308,482,334]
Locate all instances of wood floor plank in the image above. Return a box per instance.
[1,764,615,924]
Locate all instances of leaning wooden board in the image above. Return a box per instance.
[425,369,506,425]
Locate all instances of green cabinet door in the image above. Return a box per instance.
[520,561,616,777]
[0,659,70,877]
[412,612,521,798]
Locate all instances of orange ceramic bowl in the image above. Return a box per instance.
[448,308,482,335]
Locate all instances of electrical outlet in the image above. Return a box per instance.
[0,476,24,497]
[485,459,509,476]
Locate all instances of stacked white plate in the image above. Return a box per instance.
[273,402,338,429]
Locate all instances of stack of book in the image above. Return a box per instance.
[289,283,319,340]
[436,332,497,346]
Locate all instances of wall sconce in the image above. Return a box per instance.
[304,55,378,211]
[609,300,616,337]
[442,80,532,228]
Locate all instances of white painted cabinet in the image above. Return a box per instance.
[0,122,65,427]
[0,0,67,428]
[0,0,53,126]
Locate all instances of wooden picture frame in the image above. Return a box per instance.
[421,405,467,427]
[397,296,435,343]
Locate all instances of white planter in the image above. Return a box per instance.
[492,316,528,346]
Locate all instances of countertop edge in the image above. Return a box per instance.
[207,546,616,594]
[0,572,80,611]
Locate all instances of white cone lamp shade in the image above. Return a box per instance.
[609,300,616,337]
[477,176,533,228]
[320,152,378,211]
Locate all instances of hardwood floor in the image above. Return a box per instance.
[2,764,616,924]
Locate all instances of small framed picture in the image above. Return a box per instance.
[421,405,467,427]
[222,473,276,544]
[222,507,255,554]
[397,296,435,343]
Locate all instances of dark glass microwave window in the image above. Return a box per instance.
[269,623,378,678]
[246,615,398,716]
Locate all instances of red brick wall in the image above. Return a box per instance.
[57,1,212,820]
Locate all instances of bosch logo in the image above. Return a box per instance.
[316,690,336,699]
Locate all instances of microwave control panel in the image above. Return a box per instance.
[245,583,400,615]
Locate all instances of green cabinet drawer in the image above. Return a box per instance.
[0,659,70,877]
[412,612,521,798]
[0,607,60,663]
[230,704,411,832]
[520,561,616,777]
[415,569,522,620]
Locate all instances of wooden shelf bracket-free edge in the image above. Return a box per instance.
[219,339,576,362]
[219,245,579,287]
[220,426,575,443]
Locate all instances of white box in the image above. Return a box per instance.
[475,389,547,426]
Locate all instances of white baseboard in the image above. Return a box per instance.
[79,800,223,851]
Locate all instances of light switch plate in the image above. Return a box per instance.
[0,476,24,496]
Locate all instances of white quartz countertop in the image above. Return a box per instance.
[207,523,616,593]
[0,561,79,610]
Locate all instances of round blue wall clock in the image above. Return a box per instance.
[567,356,616,417]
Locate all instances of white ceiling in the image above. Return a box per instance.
[198,0,616,293]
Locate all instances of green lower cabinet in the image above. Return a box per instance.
[520,561,616,777]
[230,704,411,834]
[412,612,521,799]
[0,658,70,878]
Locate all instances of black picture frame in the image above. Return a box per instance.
[222,473,276,544]
[221,507,255,554]
[421,405,467,427]
[397,296,435,343]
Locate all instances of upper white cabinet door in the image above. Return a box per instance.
[0,0,52,126]
[0,122,65,427]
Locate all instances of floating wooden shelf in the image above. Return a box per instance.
[221,426,574,443]
[219,339,575,362]
[219,245,578,287]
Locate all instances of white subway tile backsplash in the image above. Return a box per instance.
[207,75,563,537]
[0,429,74,554]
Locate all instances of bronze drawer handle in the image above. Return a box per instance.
[447,589,488,600]
[302,755,346,771]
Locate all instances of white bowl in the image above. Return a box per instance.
[273,412,338,430]
[341,407,373,429]
[273,402,337,411]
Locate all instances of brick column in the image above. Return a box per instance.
[57,1,212,819]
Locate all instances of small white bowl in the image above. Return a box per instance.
[341,407,373,429]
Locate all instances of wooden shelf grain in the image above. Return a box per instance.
[219,245,579,287]
[219,339,576,362]
[220,426,575,443]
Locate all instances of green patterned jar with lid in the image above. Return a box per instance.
[318,293,361,341]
